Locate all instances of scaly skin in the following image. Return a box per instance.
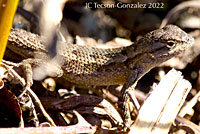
[5,25,194,129]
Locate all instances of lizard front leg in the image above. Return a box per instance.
[121,67,145,130]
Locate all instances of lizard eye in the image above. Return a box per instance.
[167,41,175,47]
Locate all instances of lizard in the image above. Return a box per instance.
[4,25,194,130]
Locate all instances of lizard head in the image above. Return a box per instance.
[149,25,193,51]
[141,25,194,60]
[127,25,194,71]
[147,25,194,54]
[127,25,194,60]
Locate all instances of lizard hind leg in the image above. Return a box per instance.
[4,58,44,98]
[0,59,34,98]
[1,59,56,126]
[16,59,35,98]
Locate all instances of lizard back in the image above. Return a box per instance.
[6,25,194,86]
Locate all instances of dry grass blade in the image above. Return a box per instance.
[0,0,18,62]
[129,69,192,134]
[160,1,200,28]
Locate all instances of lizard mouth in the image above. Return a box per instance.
[151,39,193,59]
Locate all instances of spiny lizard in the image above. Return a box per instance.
[5,25,194,129]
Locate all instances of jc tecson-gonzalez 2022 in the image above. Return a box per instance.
[85,2,164,9]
